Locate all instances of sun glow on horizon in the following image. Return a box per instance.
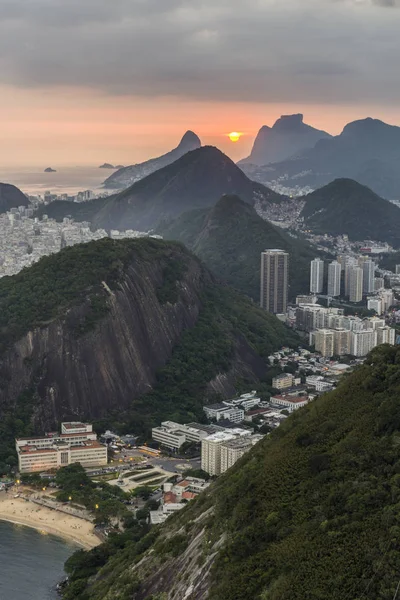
[228,131,242,142]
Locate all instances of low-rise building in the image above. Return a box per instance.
[16,423,107,473]
[151,421,219,450]
[203,403,244,424]
[270,395,309,413]
[272,373,295,390]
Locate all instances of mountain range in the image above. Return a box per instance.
[0,182,29,213]
[159,194,326,301]
[103,130,201,189]
[39,146,283,231]
[240,117,400,199]
[239,113,331,166]
[301,178,400,246]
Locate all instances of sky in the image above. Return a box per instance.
[1,0,400,167]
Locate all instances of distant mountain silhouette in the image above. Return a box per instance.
[103,130,202,189]
[0,183,29,214]
[159,194,327,301]
[239,114,331,166]
[301,178,400,246]
[240,118,400,198]
[93,146,282,231]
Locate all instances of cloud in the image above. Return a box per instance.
[0,0,399,105]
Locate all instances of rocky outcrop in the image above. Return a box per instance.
[103,130,202,189]
[0,251,210,430]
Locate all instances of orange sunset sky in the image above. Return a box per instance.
[3,85,400,168]
[1,1,400,168]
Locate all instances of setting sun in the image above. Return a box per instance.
[228,131,242,142]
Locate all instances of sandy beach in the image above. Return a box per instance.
[0,491,100,549]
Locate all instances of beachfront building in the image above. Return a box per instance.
[16,422,108,473]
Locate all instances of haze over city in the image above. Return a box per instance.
[1,0,400,166]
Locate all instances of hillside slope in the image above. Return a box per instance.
[160,195,326,301]
[301,178,400,245]
[0,182,29,213]
[0,237,297,471]
[239,114,331,166]
[103,130,201,189]
[92,146,282,231]
[65,344,400,600]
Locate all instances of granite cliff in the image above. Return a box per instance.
[0,237,296,435]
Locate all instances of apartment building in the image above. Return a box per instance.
[272,373,295,390]
[201,429,251,476]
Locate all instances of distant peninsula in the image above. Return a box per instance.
[99,163,116,169]
[44,167,56,173]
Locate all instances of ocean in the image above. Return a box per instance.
[0,520,77,599]
[0,166,111,196]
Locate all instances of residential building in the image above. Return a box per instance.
[220,436,263,474]
[396,265,400,275]
[296,295,318,305]
[333,328,351,356]
[375,277,385,291]
[344,258,358,296]
[377,326,396,345]
[349,267,363,302]
[272,373,295,390]
[310,258,324,294]
[315,329,334,357]
[362,260,375,294]
[380,289,394,312]
[270,395,309,412]
[203,403,244,424]
[201,429,251,475]
[260,249,289,314]
[351,329,377,357]
[229,391,261,410]
[16,422,107,473]
[368,298,383,315]
[328,261,341,297]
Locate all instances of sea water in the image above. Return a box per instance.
[0,520,77,599]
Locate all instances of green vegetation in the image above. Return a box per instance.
[159,195,328,301]
[0,388,36,476]
[101,284,298,437]
[55,464,129,525]
[64,345,400,599]
[301,178,400,246]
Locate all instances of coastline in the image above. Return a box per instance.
[0,494,100,550]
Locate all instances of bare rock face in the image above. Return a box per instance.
[0,252,210,429]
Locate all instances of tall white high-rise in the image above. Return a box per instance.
[310,259,324,294]
[327,261,341,297]
[344,257,358,296]
[362,260,375,294]
[349,267,363,303]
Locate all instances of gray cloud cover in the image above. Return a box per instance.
[0,0,399,104]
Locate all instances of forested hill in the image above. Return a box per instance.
[0,182,29,213]
[159,194,328,301]
[65,344,400,600]
[0,237,298,474]
[301,178,400,246]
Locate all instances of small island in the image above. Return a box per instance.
[44,167,56,173]
[99,163,116,169]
